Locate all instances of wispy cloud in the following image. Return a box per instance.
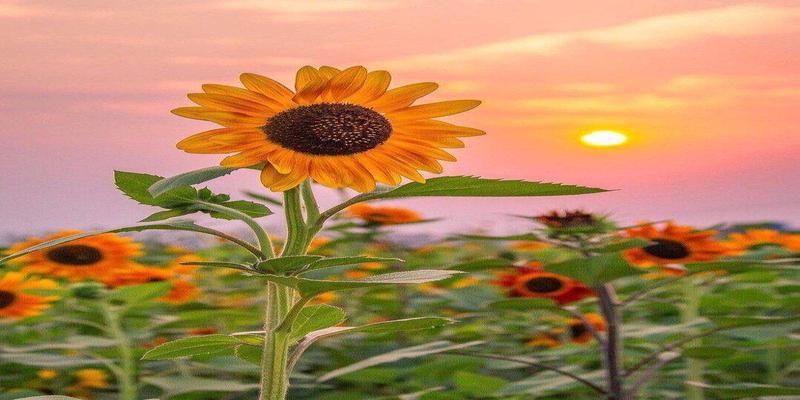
[0,1,40,17]
[386,4,800,69]
[216,0,397,20]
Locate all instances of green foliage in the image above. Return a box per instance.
[261,270,464,296]
[370,176,606,199]
[289,305,347,343]
[545,253,643,286]
[141,335,246,360]
[147,166,237,197]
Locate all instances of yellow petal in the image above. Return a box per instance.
[171,107,265,127]
[295,66,322,92]
[366,82,438,112]
[386,100,481,121]
[187,93,273,116]
[326,66,368,101]
[220,149,272,167]
[239,73,295,106]
[392,119,485,137]
[318,66,341,80]
[201,84,284,110]
[345,70,391,104]
[292,79,327,105]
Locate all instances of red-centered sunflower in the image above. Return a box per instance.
[7,230,143,282]
[0,272,59,319]
[348,203,422,225]
[624,222,740,267]
[727,229,800,252]
[494,262,595,305]
[172,65,483,192]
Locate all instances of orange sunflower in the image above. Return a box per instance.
[172,65,483,192]
[0,272,59,319]
[565,313,607,344]
[727,229,800,252]
[494,262,595,305]
[348,203,422,225]
[7,230,143,282]
[624,222,740,267]
[101,265,199,304]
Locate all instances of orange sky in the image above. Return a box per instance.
[2,0,799,236]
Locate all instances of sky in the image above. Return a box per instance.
[1,0,799,240]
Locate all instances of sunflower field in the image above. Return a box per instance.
[1,66,799,400]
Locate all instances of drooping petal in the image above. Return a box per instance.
[366,82,438,112]
[386,100,481,121]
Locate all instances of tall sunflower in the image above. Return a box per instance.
[624,222,739,267]
[173,65,483,192]
[6,230,143,282]
[0,272,59,319]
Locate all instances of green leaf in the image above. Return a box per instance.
[447,258,512,272]
[317,340,483,382]
[16,397,84,400]
[303,256,404,273]
[114,170,197,207]
[0,221,262,263]
[261,270,464,296]
[178,260,255,273]
[453,371,508,396]
[489,298,559,311]
[141,335,243,360]
[686,382,800,398]
[683,346,735,360]
[289,304,347,343]
[711,315,800,329]
[371,176,606,199]
[243,191,283,206]
[255,255,324,273]
[0,353,102,367]
[140,209,193,222]
[142,376,258,396]
[684,260,771,274]
[544,253,643,286]
[148,166,236,197]
[108,281,173,304]
[592,238,654,253]
[216,200,272,218]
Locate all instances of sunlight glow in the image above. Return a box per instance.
[580,130,628,147]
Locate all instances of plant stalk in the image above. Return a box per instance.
[101,303,137,400]
[597,284,625,400]
[681,277,705,400]
[258,282,293,400]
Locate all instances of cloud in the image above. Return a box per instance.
[216,0,397,19]
[0,1,40,17]
[386,4,800,69]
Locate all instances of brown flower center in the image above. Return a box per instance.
[45,245,104,265]
[524,276,564,293]
[569,323,588,338]
[0,290,16,309]
[643,239,690,259]
[264,103,392,155]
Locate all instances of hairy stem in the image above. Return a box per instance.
[258,282,293,400]
[100,303,137,400]
[597,284,624,400]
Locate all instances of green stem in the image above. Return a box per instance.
[597,284,624,400]
[100,302,137,400]
[258,282,293,400]
[195,200,275,258]
[281,188,307,256]
[681,277,705,400]
[300,180,320,224]
[766,346,780,384]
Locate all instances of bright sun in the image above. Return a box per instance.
[580,130,628,147]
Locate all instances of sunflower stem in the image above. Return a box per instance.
[597,284,625,400]
[258,282,293,400]
[681,277,706,400]
[100,301,137,400]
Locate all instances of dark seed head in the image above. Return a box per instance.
[524,276,564,293]
[46,245,104,266]
[535,210,597,228]
[0,290,16,309]
[643,239,690,259]
[264,103,392,155]
[569,323,588,338]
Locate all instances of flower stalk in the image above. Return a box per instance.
[100,301,137,400]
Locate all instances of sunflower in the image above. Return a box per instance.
[0,272,59,319]
[7,230,143,282]
[100,265,199,304]
[526,333,562,348]
[172,65,483,192]
[624,222,740,267]
[348,203,422,225]
[727,229,800,252]
[72,368,110,389]
[494,262,594,305]
[535,210,599,228]
[511,241,551,251]
[565,313,607,344]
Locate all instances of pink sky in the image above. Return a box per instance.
[2,0,799,238]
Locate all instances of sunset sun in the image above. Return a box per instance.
[580,130,629,147]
